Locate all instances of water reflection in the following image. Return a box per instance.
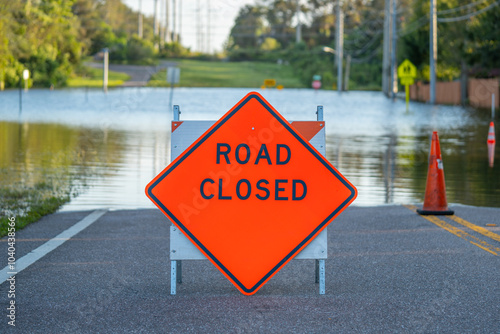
[0,121,124,197]
[489,143,495,168]
[0,88,498,209]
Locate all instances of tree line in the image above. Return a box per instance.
[1,0,497,90]
[226,0,500,89]
[0,0,187,89]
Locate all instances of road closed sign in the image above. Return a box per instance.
[146,92,357,295]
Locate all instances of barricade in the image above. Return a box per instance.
[169,105,328,295]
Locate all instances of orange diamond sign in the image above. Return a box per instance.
[146,92,357,295]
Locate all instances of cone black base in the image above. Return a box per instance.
[417,209,454,215]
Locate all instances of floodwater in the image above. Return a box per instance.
[1,87,498,211]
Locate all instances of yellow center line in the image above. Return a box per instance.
[469,242,498,256]
[448,215,500,243]
[403,205,499,256]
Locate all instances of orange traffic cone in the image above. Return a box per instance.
[487,121,495,167]
[417,131,454,215]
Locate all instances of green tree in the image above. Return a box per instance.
[465,5,500,75]
[126,35,155,63]
[72,0,157,63]
[0,0,82,87]
[400,0,500,81]
[228,5,265,50]
[260,37,281,51]
[263,0,298,48]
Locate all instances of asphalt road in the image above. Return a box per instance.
[86,61,176,87]
[1,205,499,333]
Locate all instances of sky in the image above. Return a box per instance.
[122,0,256,53]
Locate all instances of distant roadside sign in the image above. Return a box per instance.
[264,79,276,86]
[398,59,417,86]
[167,67,180,84]
[398,59,417,111]
[312,75,322,90]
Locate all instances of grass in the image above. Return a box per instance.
[148,59,306,88]
[67,66,130,88]
[0,182,71,237]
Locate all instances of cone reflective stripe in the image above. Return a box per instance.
[417,131,454,215]
[487,121,495,144]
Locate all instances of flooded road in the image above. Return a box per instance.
[1,87,498,210]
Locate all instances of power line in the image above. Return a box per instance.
[345,30,383,56]
[350,44,382,63]
[437,0,489,15]
[398,0,499,36]
[398,15,428,37]
[438,0,500,22]
[344,24,384,47]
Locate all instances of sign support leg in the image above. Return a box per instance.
[316,106,323,121]
[176,260,182,284]
[315,259,319,283]
[319,259,325,295]
[173,105,181,121]
[316,106,326,295]
[171,260,177,295]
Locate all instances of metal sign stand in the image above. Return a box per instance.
[170,105,327,295]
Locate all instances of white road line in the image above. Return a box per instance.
[0,209,107,284]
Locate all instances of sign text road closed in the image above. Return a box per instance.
[146,92,357,295]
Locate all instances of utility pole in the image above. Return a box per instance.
[138,0,143,38]
[207,0,211,53]
[336,0,344,92]
[344,55,351,91]
[178,0,182,43]
[172,0,177,42]
[390,0,397,99]
[430,0,437,104]
[103,48,109,93]
[200,3,205,52]
[165,0,170,43]
[197,0,201,51]
[160,0,165,44]
[296,0,302,43]
[382,0,390,96]
[154,0,159,36]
